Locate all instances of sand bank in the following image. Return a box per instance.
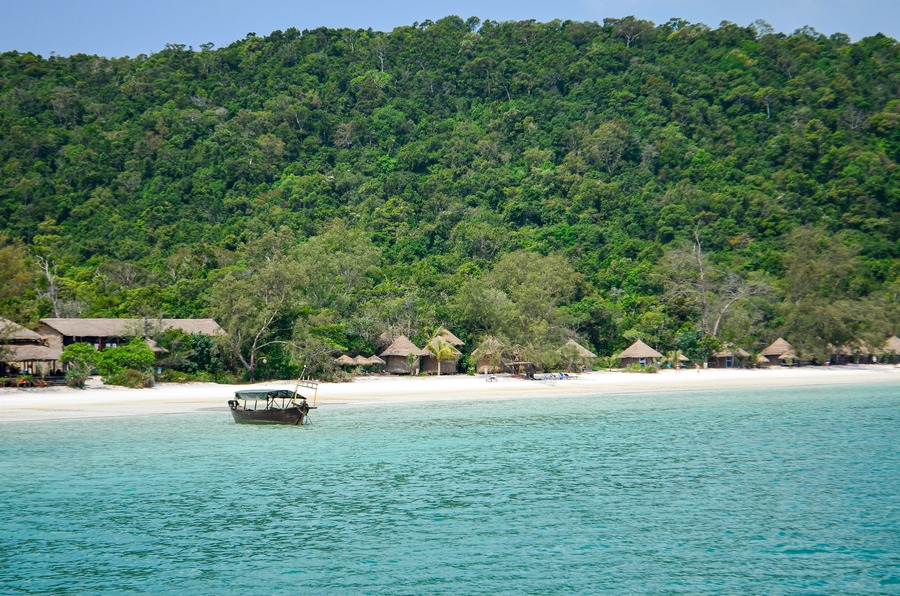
[1,365,897,423]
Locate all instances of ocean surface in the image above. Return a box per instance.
[1,383,898,594]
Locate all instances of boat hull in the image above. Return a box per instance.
[229,406,307,425]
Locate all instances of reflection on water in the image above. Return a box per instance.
[1,384,898,592]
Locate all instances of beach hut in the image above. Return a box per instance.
[472,336,505,375]
[880,336,900,364]
[615,339,663,368]
[760,337,796,367]
[1,317,63,379]
[379,335,429,375]
[421,327,464,375]
[709,345,751,369]
[561,339,597,372]
[421,336,462,375]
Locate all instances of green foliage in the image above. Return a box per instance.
[60,342,99,369]
[95,338,155,378]
[103,368,155,388]
[64,365,90,389]
[0,19,897,372]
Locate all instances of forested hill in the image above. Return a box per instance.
[0,16,898,377]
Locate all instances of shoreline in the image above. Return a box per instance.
[1,365,897,423]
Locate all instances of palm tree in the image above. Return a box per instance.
[426,335,459,376]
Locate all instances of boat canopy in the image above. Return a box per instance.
[234,389,301,400]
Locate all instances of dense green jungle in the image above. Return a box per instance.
[1,16,898,379]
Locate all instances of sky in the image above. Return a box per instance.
[1,0,897,58]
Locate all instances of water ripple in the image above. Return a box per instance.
[1,384,897,593]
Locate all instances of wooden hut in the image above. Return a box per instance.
[881,336,900,364]
[472,337,504,375]
[615,339,663,367]
[379,335,429,375]
[561,339,597,372]
[1,317,62,378]
[420,327,464,375]
[709,345,751,369]
[760,337,796,366]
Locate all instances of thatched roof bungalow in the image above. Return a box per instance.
[379,335,429,375]
[709,345,751,369]
[881,336,900,363]
[421,333,463,375]
[1,317,62,377]
[561,339,597,372]
[472,337,505,375]
[760,337,796,366]
[615,339,663,367]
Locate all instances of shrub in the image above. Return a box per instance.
[96,338,155,377]
[104,368,155,388]
[65,365,90,389]
[61,342,99,370]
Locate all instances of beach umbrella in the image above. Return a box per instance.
[334,355,356,366]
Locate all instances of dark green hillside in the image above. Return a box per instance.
[1,16,897,378]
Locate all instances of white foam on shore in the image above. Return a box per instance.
[1,365,897,422]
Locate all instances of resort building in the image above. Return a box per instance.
[561,339,597,372]
[709,345,751,368]
[36,318,224,352]
[760,337,797,366]
[1,317,62,378]
[421,327,464,375]
[615,339,663,367]
[378,335,429,375]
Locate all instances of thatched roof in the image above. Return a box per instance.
[756,354,770,364]
[425,336,462,356]
[883,336,900,355]
[352,355,370,365]
[379,335,429,357]
[563,339,597,359]
[761,337,793,357]
[39,318,224,338]
[2,343,62,362]
[713,345,750,358]
[471,337,504,358]
[615,339,663,360]
[364,355,386,365]
[434,326,464,346]
[334,354,356,366]
[0,317,44,342]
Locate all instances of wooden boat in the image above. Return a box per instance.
[228,379,318,425]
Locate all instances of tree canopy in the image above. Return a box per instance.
[0,16,897,374]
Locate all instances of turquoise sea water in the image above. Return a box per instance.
[1,383,898,594]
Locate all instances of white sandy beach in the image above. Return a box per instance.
[1,365,897,422]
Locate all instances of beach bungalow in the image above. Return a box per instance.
[561,339,597,372]
[709,345,751,369]
[36,318,224,352]
[880,336,900,364]
[1,317,62,380]
[420,327,464,375]
[379,335,429,375]
[760,337,797,366]
[472,336,505,375]
[615,339,663,368]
